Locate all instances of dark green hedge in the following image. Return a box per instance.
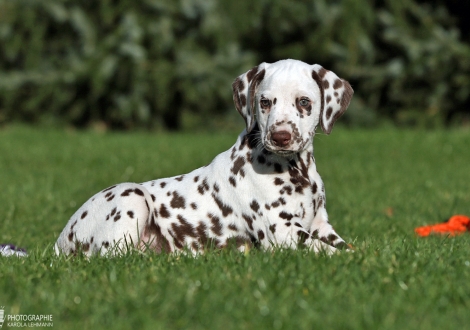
[0,0,469,129]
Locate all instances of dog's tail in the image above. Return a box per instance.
[0,244,27,257]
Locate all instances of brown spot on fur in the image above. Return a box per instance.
[170,191,186,209]
[279,211,293,220]
[246,66,259,83]
[234,76,244,92]
[105,192,115,201]
[257,230,265,241]
[160,182,166,188]
[288,159,310,194]
[81,211,88,219]
[328,234,338,243]
[176,175,184,181]
[127,211,134,218]
[333,79,343,89]
[171,233,184,249]
[212,194,233,217]
[242,213,254,230]
[269,224,277,234]
[240,94,247,107]
[326,107,333,120]
[250,200,260,212]
[281,186,293,195]
[312,182,318,194]
[311,229,319,239]
[102,185,116,193]
[171,215,197,245]
[209,213,223,236]
[229,176,237,187]
[159,204,170,218]
[249,69,266,119]
[231,156,246,176]
[246,151,253,164]
[190,203,197,210]
[121,189,133,196]
[197,179,210,195]
[274,178,284,185]
[317,67,328,78]
[312,70,325,116]
[232,78,244,114]
[196,222,209,247]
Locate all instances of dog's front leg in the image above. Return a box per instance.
[309,206,348,250]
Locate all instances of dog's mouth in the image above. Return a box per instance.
[264,146,299,157]
[263,138,309,157]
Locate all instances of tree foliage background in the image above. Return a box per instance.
[0,0,469,130]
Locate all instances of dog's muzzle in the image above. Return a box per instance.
[264,130,298,156]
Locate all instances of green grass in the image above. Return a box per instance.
[1,125,469,329]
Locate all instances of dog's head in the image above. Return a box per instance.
[232,59,353,156]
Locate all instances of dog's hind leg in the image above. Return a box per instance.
[54,183,154,256]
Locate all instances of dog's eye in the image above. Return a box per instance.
[260,98,271,107]
[299,98,310,107]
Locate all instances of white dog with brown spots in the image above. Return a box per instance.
[54,59,353,256]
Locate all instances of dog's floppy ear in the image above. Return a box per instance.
[311,64,354,134]
[232,63,268,133]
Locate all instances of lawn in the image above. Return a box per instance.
[0,125,469,329]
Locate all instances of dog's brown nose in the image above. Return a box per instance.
[271,131,291,147]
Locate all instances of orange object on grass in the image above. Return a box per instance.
[415,215,470,237]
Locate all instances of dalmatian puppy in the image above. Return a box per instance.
[54,59,353,256]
